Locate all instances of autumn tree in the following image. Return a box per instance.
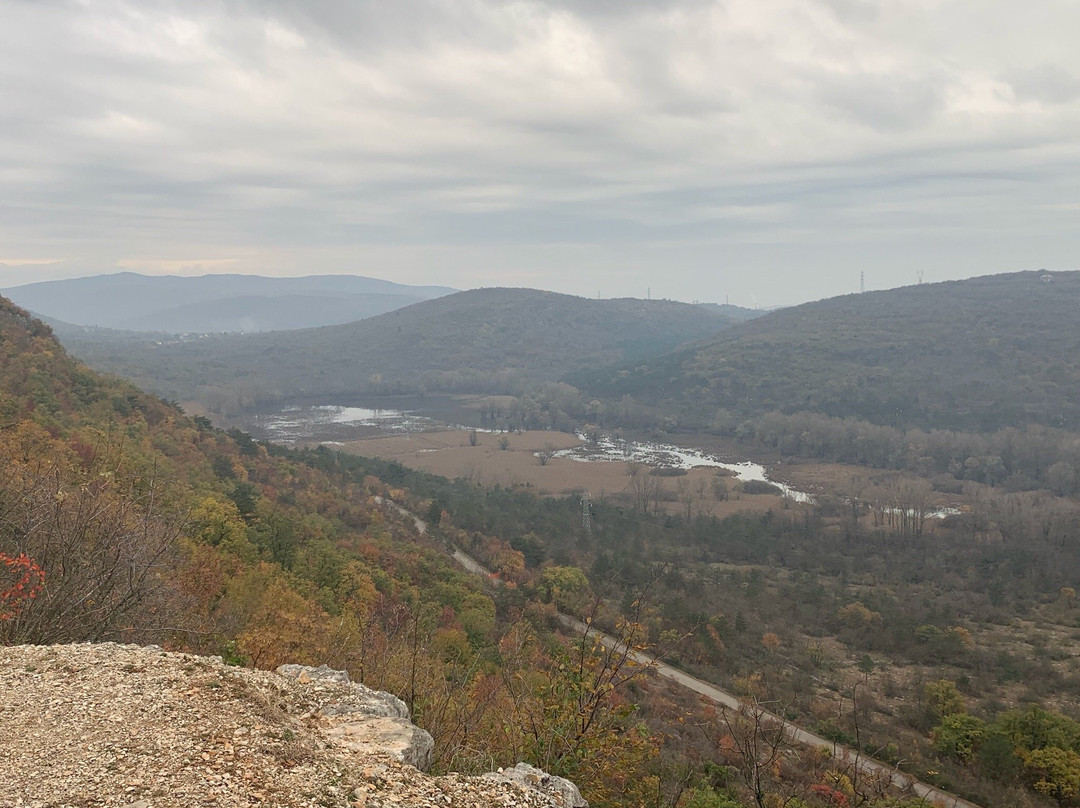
[706,693,798,808]
[0,552,44,629]
[538,565,591,612]
[0,426,182,644]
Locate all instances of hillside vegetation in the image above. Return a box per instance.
[576,271,1080,433]
[55,287,734,412]
[4,271,454,333]
[10,290,994,808]
[8,292,1080,807]
[0,295,670,806]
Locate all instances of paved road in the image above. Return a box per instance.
[375,496,982,808]
[556,613,981,808]
[374,495,429,535]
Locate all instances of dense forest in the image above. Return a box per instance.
[572,271,1080,433]
[331,449,1080,808]
[53,287,735,413]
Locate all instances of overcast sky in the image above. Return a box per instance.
[1,0,1077,306]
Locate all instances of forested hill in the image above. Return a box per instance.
[0,294,675,805]
[2,271,455,333]
[573,270,1080,433]
[53,287,735,411]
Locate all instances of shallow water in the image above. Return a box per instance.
[243,404,429,443]
[241,403,813,502]
[553,433,813,503]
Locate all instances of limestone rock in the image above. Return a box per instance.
[327,715,435,771]
[484,762,589,807]
[1,644,581,808]
[275,663,410,719]
[275,662,351,685]
[274,662,432,769]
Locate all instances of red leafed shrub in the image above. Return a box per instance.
[809,784,850,807]
[0,552,45,622]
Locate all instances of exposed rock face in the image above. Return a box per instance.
[275,663,409,717]
[485,762,590,807]
[275,663,433,771]
[0,643,581,808]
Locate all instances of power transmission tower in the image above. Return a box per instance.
[581,490,592,535]
[860,271,865,293]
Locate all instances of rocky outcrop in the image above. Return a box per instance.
[0,643,582,808]
[485,762,589,807]
[274,663,434,771]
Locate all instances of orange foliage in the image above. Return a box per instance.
[0,553,45,623]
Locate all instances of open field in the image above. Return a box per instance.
[328,428,797,516]
[671,433,969,511]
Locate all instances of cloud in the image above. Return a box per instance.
[0,0,1078,304]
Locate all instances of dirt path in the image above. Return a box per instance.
[375,497,982,808]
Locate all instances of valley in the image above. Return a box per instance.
[6,6,1076,807]
[5,274,1080,808]
[232,396,977,523]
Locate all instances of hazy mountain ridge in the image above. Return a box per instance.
[694,302,768,320]
[52,287,737,411]
[573,270,1080,432]
[2,272,456,333]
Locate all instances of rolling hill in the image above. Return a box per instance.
[52,287,736,411]
[573,270,1080,432]
[0,293,671,804]
[2,272,455,332]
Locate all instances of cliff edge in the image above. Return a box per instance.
[0,643,585,808]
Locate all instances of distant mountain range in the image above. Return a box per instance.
[694,302,768,321]
[41,270,1080,434]
[572,270,1080,432]
[2,272,456,333]
[51,287,738,412]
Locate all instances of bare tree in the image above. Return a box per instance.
[676,477,698,521]
[840,475,869,528]
[536,443,557,466]
[702,695,801,808]
[0,455,183,644]
[694,476,711,515]
[712,473,730,503]
[841,681,896,806]
[626,462,661,515]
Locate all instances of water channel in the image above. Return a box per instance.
[239,402,814,502]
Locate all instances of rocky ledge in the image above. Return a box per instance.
[0,643,586,808]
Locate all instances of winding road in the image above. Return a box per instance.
[375,496,982,808]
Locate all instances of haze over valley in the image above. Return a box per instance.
[4,1,1080,807]
[3,271,455,333]
[7,265,1080,808]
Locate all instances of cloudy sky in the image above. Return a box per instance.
[1,0,1077,306]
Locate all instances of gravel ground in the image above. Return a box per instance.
[0,643,556,808]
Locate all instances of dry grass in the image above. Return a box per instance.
[323,428,797,516]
